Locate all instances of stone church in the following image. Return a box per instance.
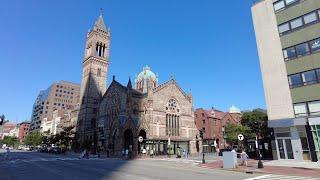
[76,13,198,156]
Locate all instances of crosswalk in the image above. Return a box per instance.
[153,158,202,165]
[245,174,320,180]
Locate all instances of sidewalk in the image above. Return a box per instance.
[199,159,320,178]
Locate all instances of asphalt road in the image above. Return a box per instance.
[0,150,256,180]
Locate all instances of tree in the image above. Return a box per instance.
[24,132,43,146]
[0,114,5,125]
[241,109,269,139]
[225,124,254,145]
[1,136,18,147]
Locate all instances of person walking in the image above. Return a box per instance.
[5,147,10,160]
[240,150,249,166]
[125,149,129,160]
[122,149,125,159]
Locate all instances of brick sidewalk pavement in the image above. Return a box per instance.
[199,159,320,178]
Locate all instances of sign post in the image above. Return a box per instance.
[238,134,244,141]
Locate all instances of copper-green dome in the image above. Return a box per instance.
[136,66,158,82]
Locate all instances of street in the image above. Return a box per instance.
[0,150,256,180]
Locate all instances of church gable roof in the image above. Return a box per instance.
[152,78,192,102]
[102,79,144,101]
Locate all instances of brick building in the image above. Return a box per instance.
[195,106,241,152]
[18,122,30,142]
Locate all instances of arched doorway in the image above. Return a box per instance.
[138,129,147,154]
[124,129,134,152]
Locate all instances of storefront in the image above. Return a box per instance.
[309,117,320,161]
[269,118,314,161]
[141,140,190,156]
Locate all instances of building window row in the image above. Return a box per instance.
[294,100,320,117]
[56,85,75,91]
[283,37,320,61]
[166,114,179,136]
[288,69,320,88]
[278,9,320,36]
[273,0,300,12]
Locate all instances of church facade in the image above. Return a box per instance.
[77,14,199,156]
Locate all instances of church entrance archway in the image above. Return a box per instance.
[138,129,147,154]
[124,129,134,152]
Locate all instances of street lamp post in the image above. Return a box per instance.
[200,128,205,164]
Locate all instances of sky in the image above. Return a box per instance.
[0,0,265,122]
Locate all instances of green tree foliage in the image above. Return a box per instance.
[241,109,269,138]
[24,132,43,146]
[225,124,254,145]
[1,136,18,147]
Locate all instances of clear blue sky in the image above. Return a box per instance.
[0,0,265,122]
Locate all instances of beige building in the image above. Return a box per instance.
[30,81,80,132]
[252,0,320,162]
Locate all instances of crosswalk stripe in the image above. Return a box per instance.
[244,174,320,180]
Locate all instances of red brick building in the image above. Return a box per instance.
[195,106,241,152]
[18,122,30,142]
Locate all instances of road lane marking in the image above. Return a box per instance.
[244,174,320,180]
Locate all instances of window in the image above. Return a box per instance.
[294,103,308,117]
[308,101,320,115]
[203,120,205,124]
[304,12,318,25]
[302,70,317,85]
[310,38,320,53]
[274,1,285,11]
[278,23,290,34]
[278,9,320,36]
[290,18,303,29]
[289,74,302,88]
[285,0,298,5]
[283,47,296,60]
[296,43,310,57]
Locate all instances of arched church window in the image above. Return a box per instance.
[165,98,180,136]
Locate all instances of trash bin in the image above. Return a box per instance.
[222,151,237,169]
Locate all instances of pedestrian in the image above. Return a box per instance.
[240,150,249,166]
[122,149,125,159]
[125,149,129,160]
[183,149,186,158]
[150,149,154,158]
[5,147,10,160]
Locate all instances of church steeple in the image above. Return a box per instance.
[94,11,107,31]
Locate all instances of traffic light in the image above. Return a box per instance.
[199,128,205,139]
[199,130,203,139]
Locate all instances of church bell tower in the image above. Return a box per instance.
[78,12,110,145]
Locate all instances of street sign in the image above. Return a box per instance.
[138,136,144,143]
[238,134,244,141]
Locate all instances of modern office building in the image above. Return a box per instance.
[30,81,80,132]
[252,0,320,162]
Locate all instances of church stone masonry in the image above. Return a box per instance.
[77,13,110,145]
[77,13,199,156]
